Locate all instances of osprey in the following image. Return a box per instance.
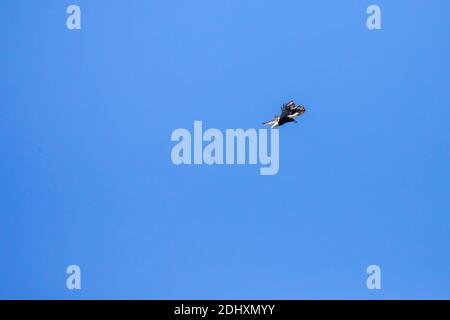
[262,101,306,128]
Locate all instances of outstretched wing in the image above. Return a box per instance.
[262,116,280,126]
[285,101,296,110]
[280,102,293,117]
[280,101,296,116]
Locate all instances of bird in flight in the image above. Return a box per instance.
[262,101,306,128]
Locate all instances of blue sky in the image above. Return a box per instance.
[0,0,449,299]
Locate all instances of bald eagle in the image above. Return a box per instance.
[262,101,306,128]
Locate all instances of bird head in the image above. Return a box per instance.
[297,105,306,114]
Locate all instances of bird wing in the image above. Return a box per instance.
[285,101,296,110]
[280,106,292,118]
[280,101,296,116]
[262,116,280,126]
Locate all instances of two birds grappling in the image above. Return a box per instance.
[262,100,306,128]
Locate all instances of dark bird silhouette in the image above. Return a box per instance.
[262,100,306,128]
